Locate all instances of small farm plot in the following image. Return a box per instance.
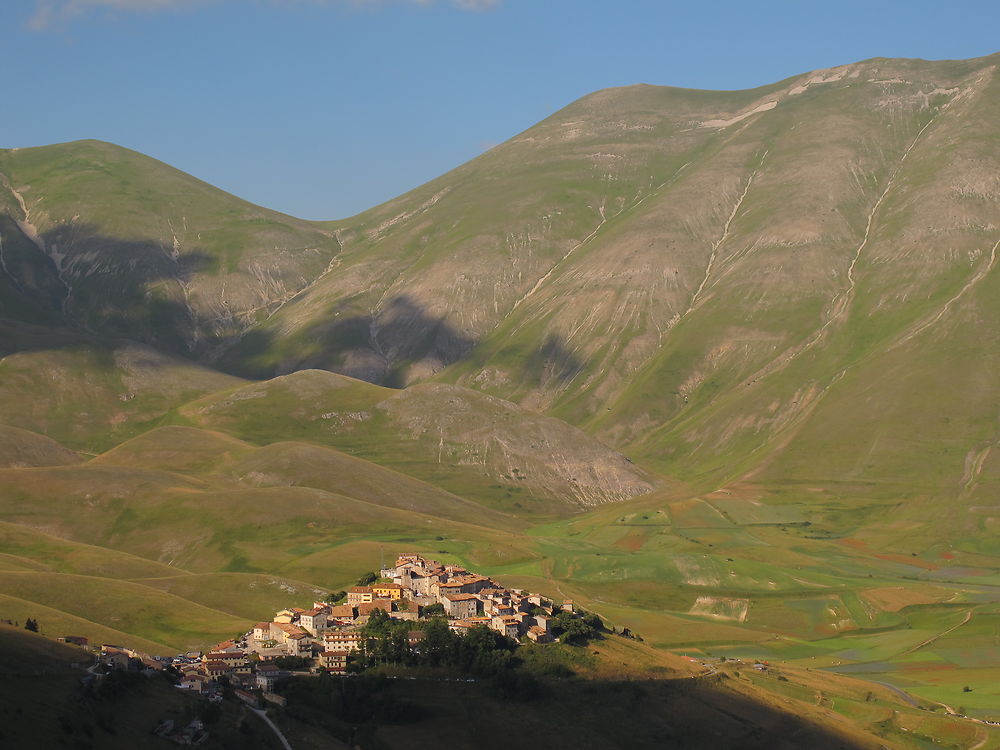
[707,498,808,526]
[667,499,734,529]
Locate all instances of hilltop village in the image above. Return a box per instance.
[95,554,590,709]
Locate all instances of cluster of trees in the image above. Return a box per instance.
[274,655,310,670]
[24,618,39,632]
[353,612,544,701]
[355,605,605,671]
[356,571,378,587]
[357,611,519,676]
[549,610,602,645]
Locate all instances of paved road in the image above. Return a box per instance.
[86,655,103,678]
[869,680,920,708]
[251,707,293,750]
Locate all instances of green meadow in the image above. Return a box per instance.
[6,405,1000,723]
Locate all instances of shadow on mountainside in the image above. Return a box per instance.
[219,293,480,387]
[0,627,886,750]
[525,333,585,387]
[219,295,589,392]
[277,670,879,750]
[0,219,217,357]
[1,217,588,396]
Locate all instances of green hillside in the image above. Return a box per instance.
[0,424,80,468]
[204,52,1000,535]
[4,51,1000,747]
[0,139,341,354]
[181,369,653,515]
[0,340,242,452]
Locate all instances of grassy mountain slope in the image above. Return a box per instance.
[0,571,247,652]
[212,53,1000,530]
[181,368,653,514]
[5,55,998,521]
[0,424,80,468]
[0,340,242,452]
[0,139,341,354]
[0,459,522,576]
[92,424,525,527]
[0,522,181,579]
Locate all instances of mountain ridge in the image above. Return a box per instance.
[5,52,1000,507]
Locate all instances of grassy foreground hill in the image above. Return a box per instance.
[0,624,286,748]
[1,621,993,750]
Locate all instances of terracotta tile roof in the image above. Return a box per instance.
[274,623,308,636]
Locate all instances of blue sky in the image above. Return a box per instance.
[3,0,998,220]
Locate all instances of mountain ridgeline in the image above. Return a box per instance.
[3,52,1000,515]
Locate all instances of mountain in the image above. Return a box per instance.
[9,55,1000,516]
[229,52,1000,529]
[4,52,1000,738]
[0,139,341,355]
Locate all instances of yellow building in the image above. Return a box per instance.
[371,582,404,600]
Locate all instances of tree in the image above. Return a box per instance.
[24,618,38,633]
[422,603,445,617]
[364,608,391,637]
[275,655,309,670]
[550,610,602,646]
[419,617,455,668]
[356,571,378,587]
[580,611,604,632]
[325,591,347,604]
